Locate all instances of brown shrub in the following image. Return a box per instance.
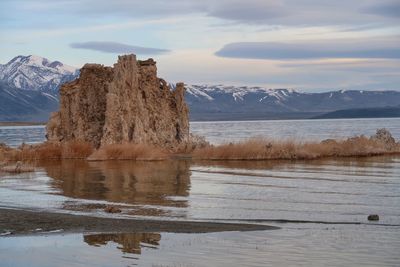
[299,136,388,159]
[0,143,11,162]
[61,140,94,159]
[370,128,396,150]
[193,138,299,160]
[193,134,400,161]
[88,143,167,161]
[34,142,63,160]
[0,141,94,162]
[0,151,5,163]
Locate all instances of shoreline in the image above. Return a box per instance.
[0,122,45,127]
[0,208,278,236]
[1,117,400,126]
[1,124,399,162]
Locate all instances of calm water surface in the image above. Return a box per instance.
[191,118,400,144]
[1,227,399,267]
[1,118,400,266]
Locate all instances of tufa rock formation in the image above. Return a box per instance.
[46,54,190,150]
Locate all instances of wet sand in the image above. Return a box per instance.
[0,208,278,236]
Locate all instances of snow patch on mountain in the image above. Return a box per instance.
[184,85,214,101]
[0,55,78,92]
[185,84,299,103]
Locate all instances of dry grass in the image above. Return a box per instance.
[60,140,93,159]
[1,129,398,162]
[193,135,400,161]
[88,143,168,161]
[0,141,93,162]
[1,142,166,162]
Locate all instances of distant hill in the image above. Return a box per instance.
[313,106,400,119]
[1,55,400,122]
[0,55,78,122]
[0,82,60,122]
[0,55,77,91]
[184,85,400,121]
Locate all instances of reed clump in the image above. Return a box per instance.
[1,128,398,162]
[193,129,400,160]
[60,140,94,159]
[87,143,167,161]
[0,141,94,162]
[0,144,7,163]
[0,142,166,162]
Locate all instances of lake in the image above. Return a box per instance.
[1,118,400,267]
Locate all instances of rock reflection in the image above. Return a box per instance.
[42,160,191,208]
[84,232,161,254]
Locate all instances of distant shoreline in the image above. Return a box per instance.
[1,116,400,126]
[0,122,46,126]
[189,116,400,122]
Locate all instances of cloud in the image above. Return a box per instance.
[5,0,400,28]
[204,0,400,26]
[17,0,206,18]
[279,59,400,75]
[207,1,288,24]
[215,39,400,60]
[70,41,170,55]
[362,1,400,18]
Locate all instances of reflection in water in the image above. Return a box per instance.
[1,156,398,224]
[193,156,398,172]
[43,160,190,206]
[2,227,400,267]
[84,233,161,254]
[1,123,400,267]
[7,156,397,224]
[1,157,400,266]
[187,156,400,224]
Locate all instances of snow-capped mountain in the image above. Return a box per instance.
[184,84,400,120]
[0,55,78,92]
[1,55,399,122]
[0,55,79,121]
[185,84,299,102]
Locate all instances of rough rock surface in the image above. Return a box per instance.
[47,54,190,150]
[367,214,379,221]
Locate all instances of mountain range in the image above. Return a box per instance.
[0,55,78,121]
[313,106,400,119]
[184,85,400,120]
[1,55,399,122]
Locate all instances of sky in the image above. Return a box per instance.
[0,0,399,92]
